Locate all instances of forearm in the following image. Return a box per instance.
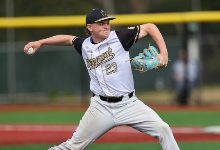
[39,35,75,46]
[139,24,168,65]
[139,24,167,55]
[24,35,75,55]
[146,24,167,55]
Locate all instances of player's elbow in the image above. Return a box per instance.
[139,23,157,38]
[145,23,158,33]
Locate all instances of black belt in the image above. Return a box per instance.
[92,91,134,103]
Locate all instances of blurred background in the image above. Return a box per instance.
[0,0,220,105]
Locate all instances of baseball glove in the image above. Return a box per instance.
[130,44,168,73]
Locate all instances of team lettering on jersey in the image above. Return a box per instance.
[128,27,135,29]
[86,46,115,70]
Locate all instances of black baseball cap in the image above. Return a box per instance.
[86,9,116,25]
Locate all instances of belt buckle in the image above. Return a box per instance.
[107,97,117,103]
[106,96,120,103]
[113,97,118,102]
[113,97,119,103]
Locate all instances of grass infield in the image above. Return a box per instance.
[0,142,220,150]
[0,112,220,126]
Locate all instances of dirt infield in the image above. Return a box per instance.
[0,125,220,146]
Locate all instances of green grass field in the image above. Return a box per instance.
[0,111,220,150]
[0,111,220,126]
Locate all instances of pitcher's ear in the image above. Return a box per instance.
[87,24,92,32]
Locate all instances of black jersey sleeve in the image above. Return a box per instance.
[72,37,86,56]
[115,25,140,51]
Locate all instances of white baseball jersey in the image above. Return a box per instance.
[73,26,140,97]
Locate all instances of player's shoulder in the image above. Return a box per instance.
[115,26,140,34]
[73,36,86,42]
[72,37,86,46]
[114,26,140,51]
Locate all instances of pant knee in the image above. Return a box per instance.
[157,121,172,135]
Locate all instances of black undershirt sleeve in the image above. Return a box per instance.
[115,25,140,51]
[72,37,86,56]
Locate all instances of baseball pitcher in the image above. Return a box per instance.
[24,9,180,150]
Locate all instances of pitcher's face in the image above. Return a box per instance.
[88,20,110,41]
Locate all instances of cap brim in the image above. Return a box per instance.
[94,17,116,23]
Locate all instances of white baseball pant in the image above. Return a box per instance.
[50,93,180,150]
